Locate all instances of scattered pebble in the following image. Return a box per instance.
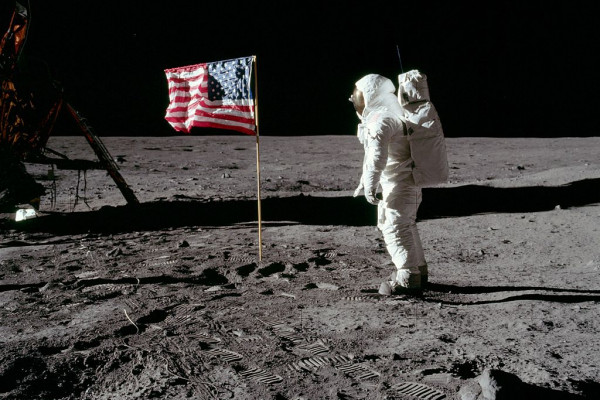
[106,247,122,257]
[316,282,340,290]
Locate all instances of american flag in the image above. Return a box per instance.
[164,56,255,135]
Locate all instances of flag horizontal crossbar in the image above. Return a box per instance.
[164,55,254,73]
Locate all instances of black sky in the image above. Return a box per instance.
[9,1,600,137]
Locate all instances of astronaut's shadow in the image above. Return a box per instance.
[267,177,600,224]
[423,282,600,305]
[3,178,599,234]
[417,177,600,219]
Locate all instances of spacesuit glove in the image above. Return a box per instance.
[364,189,380,205]
[353,181,364,197]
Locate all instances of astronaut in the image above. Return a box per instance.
[350,74,427,295]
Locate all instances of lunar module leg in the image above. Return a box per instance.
[65,103,139,206]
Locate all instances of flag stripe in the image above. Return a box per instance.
[165,118,256,136]
[168,99,254,111]
[166,110,255,126]
[164,57,255,135]
[168,105,254,116]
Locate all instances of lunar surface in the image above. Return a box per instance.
[1,135,599,399]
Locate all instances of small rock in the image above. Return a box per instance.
[106,247,123,257]
[39,282,58,292]
[221,173,231,178]
[478,368,523,399]
[178,240,190,248]
[316,282,340,290]
[458,379,482,400]
[423,372,453,385]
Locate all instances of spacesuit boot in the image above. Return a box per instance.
[378,269,422,295]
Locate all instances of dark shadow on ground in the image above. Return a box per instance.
[422,282,600,305]
[2,178,599,234]
[426,282,600,295]
[445,293,600,305]
[420,178,599,218]
[460,369,592,400]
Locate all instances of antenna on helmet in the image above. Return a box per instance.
[396,44,404,73]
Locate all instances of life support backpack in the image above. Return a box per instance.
[398,70,449,187]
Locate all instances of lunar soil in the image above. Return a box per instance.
[1,135,599,399]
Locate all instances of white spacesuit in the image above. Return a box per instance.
[351,74,427,295]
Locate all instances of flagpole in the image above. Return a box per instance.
[252,55,263,261]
